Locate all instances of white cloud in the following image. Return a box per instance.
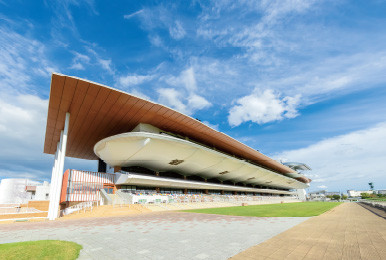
[275,123,386,191]
[118,74,153,87]
[157,88,210,116]
[149,34,163,47]
[0,26,57,93]
[97,58,113,74]
[317,185,327,189]
[188,94,211,111]
[84,47,114,75]
[131,2,386,123]
[0,91,98,181]
[197,0,318,65]
[0,93,47,141]
[129,89,152,101]
[169,20,186,40]
[124,9,144,19]
[157,88,187,113]
[0,21,96,180]
[70,62,84,70]
[133,6,187,42]
[69,51,90,70]
[228,89,301,126]
[266,52,386,102]
[166,67,197,91]
[0,92,50,179]
[158,67,211,115]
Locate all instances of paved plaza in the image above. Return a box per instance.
[231,203,386,260]
[0,211,307,259]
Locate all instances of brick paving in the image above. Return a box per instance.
[231,202,386,260]
[0,211,307,260]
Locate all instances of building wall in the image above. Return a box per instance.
[347,190,373,197]
[34,181,50,200]
[0,179,40,204]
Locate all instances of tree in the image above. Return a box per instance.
[332,194,341,200]
[361,193,376,199]
[341,195,348,200]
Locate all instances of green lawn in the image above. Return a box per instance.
[182,202,342,217]
[0,240,82,260]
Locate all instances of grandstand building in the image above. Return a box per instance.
[44,73,311,220]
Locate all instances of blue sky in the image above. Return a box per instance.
[1,0,386,192]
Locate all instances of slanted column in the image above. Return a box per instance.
[48,112,70,220]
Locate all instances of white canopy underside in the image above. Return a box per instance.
[94,132,309,190]
[115,173,295,195]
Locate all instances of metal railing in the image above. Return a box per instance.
[0,206,42,215]
[60,201,98,216]
[111,192,299,206]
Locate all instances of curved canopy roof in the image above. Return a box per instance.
[95,132,308,189]
[44,73,311,183]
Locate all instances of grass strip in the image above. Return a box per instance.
[0,240,82,260]
[182,202,342,217]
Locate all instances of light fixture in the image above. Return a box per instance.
[169,159,184,165]
[247,177,255,180]
[219,171,229,175]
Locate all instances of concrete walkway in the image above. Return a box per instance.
[231,203,386,260]
[0,211,307,260]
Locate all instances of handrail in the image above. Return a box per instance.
[60,201,95,216]
[100,189,113,205]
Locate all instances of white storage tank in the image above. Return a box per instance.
[0,178,40,204]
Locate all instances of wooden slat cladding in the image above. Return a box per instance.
[44,73,300,177]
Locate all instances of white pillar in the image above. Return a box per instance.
[47,142,60,220]
[48,112,70,220]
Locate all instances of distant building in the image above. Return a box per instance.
[308,190,327,201]
[325,191,340,196]
[26,181,50,201]
[377,190,386,195]
[347,190,373,197]
[0,179,50,204]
